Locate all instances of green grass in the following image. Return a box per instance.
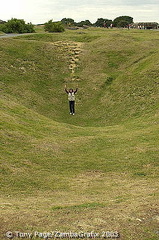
[0,28,159,240]
[51,202,105,210]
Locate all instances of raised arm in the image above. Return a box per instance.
[74,88,78,94]
[65,85,69,94]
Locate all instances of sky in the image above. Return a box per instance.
[0,0,159,24]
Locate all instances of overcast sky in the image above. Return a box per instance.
[0,0,159,24]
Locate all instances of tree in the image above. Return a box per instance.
[117,20,129,28]
[1,18,35,33]
[61,18,75,26]
[94,18,112,28]
[0,19,6,24]
[44,20,65,32]
[75,20,92,27]
[113,16,133,27]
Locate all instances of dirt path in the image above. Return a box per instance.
[51,41,83,82]
[0,36,83,83]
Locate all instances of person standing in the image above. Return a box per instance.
[65,85,78,115]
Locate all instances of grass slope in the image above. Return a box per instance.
[0,28,159,240]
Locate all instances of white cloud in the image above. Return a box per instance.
[0,0,158,24]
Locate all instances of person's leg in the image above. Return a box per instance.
[69,101,72,114]
[69,101,75,114]
[72,101,75,114]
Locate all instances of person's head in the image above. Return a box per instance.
[69,88,73,93]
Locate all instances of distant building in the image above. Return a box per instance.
[131,22,158,29]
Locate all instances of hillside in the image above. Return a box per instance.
[0,28,159,240]
[1,29,159,126]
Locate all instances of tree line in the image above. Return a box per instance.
[0,16,133,34]
[61,16,133,28]
[45,16,133,32]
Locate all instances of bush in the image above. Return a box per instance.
[1,18,35,33]
[0,24,4,32]
[44,20,65,32]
